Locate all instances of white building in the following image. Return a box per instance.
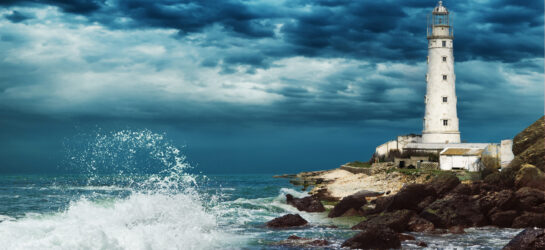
[440,148,483,172]
[422,1,461,144]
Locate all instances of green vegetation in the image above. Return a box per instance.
[345,161,372,168]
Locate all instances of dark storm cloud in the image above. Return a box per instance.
[3,10,31,22]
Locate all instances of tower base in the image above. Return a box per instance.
[422,132,460,144]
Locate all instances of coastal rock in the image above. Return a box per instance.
[328,192,368,218]
[352,209,415,233]
[451,183,473,195]
[448,225,465,234]
[275,235,329,247]
[398,234,415,241]
[490,210,518,227]
[515,164,545,190]
[515,187,545,212]
[341,226,401,249]
[285,194,325,213]
[430,173,461,197]
[407,215,435,232]
[386,184,436,212]
[511,116,544,171]
[266,214,308,228]
[420,194,486,228]
[511,212,545,228]
[478,190,517,215]
[503,228,545,250]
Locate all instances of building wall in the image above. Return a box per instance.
[440,155,481,172]
[422,25,460,144]
[397,135,422,152]
[500,139,515,168]
[375,140,398,156]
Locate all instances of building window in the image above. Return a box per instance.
[442,41,446,47]
[442,97,448,103]
[443,75,447,80]
[442,56,447,62]
[443,119,448,126]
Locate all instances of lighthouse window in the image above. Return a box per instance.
[442,97,448,103]
[442,56,447,62]
[443,120,448,126]
[442,41,446,47]
[443,75,447,80]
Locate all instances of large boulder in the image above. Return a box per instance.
[477,190,517,215]
[511,116,544,171]
[383,184,436,212]
[274,235,329,247]
[266,214,308,228]
[352,209,415,233]
[407,215,435,232]
[420,194,486,228]
[490,210,518,228]
[503,228,545,250]
[511,212,545,228]
[285,194,325,213]
[515,164,545,190]
[341,226,401,249]
[515,187,545,213]
[328,191,368,218]
[430,173,461,197]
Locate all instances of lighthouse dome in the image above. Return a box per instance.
[433,1,448,14]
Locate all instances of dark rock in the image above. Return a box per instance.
[398,234,415,241]
[328,192,368,218]
[430,173,461,197]
[451,184,473,195]
[420,194,486,228]
[484,168,517,190]
[277,235,329,247]
[340,208,365,217]
[448,226,465,234]
[266,214,308,228]
[388,184,436,212]
[515,187,545,212]
[512,212,545,228]
[352,209,415,233]
[514,137,545,172]
[312,188,339,202]
[503,228,545,250]
[490,210,518,227]
[341,226,401,249]
[408,215,435,232]
[285,194,326,213]
[417,241,428,247]
[515,164,545,190]
[478,190,517,215]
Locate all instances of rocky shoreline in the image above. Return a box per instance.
[268,116,545,249]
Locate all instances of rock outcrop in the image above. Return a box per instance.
[266,214,308,228]
[328,191,368,218]
[341,226,401,249]
[285,194,325,213]
[511,116,544,171]
[503,228,545,250]
[352,209,414,232]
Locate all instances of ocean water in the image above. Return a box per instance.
[0,130,521,249]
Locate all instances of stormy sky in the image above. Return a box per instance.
[0,0,543,174]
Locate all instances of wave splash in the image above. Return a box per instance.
[0,129,241,249]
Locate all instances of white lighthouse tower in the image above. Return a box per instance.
[422,1,461,144]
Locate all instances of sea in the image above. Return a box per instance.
[0,130,522,249]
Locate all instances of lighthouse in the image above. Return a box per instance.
[422,1,461,144]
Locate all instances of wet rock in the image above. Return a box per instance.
[515,187,545,212]
[285,194,325,213]
[408,215,435,232]
[490,210,518,227]
[341,226,401,249]
[515,164,545,190]
[511,212,545,228]
[503,228,545,250]
[266,214,308,228]
[417,241,428,247]
[312,187,339,202]
[430,173,461,197]
[328,192,368,218]
[478,190,517,215]
[340,208,365,217]
[420,194,486,228]
[352,209,415,233]
[386,184,436,212]
[398,234,415,241]
[448,225,465,234]
[276,235,329,247]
